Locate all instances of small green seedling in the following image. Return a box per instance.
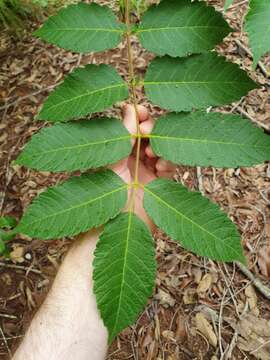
[0,216,17,256]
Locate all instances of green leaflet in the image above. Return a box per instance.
[138,0,232,57]
[0,216,17,229]
[149,112,270,168]
[144,178,245,263]
[144,53,258,112]
[0,238,5,254]
[0,216,17,254]
[34,3,125,53]
[16,170,128,239]
[245,0,270,67]
[38,64,128,122]
[16,118,132,172]
[93,212,156,343]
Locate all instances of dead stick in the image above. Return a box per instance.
[0,313,17,320]
[0,262,42,275]
[236,106,269,131]
[0,325,12,359]
[234,39,269,78]
[236,261,270,300]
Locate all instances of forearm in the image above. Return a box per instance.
[13,229,108,360]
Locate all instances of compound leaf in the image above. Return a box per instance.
[38,64,128,122]
[34,3,125,53]
[16,170,128,239]
[150,112,270,168]
[16,118,132,172]
[144,53,258,112]
[144,178,245,263]
[138,0,232,57]
[245,0,270,67]
[94,212,156,343]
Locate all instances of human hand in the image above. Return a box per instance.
[110,104,176,231]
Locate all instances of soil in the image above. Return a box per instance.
[0,0,270,359]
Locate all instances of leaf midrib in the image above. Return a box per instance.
[19,185,127,228]
[46,27,123,33]
[144,185,240,258]
[144,80,250,85]
[43,83,127,112]
[21,135,132,158]
[149,134,269,149]
[111,211,133,340]
[138,25,230,33]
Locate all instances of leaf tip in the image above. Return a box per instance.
[237,253,247,267]
[108,332,116,345]
[33,27,43,39]
[13,157,21,167]
[36,108,49,121]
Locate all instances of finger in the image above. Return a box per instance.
[122,104,137,146]
[137,105,149,122]
[156,158,176,172]
[144,157,158,172]
[122,104,137,135]
[140,118,155,135]
[131,140,147,159]
[145,145,156,159]
[156,171,175,179]
[139,143,146,161]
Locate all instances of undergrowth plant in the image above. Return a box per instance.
[5,0,270,342]
[0,0,76,30]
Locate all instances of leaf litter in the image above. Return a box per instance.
[0,0,270,358]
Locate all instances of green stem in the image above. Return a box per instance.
[125,0,142,211]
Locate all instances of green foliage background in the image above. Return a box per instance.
[0,0,77,30]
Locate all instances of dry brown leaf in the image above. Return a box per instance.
[10,246,24,263]
[142,327,153,349]
[258,245,270,277]
[0,273,12,286]
[162,330,174,340]
[183,289,196,305]
[192,267,202,284]
[175,314,187,341]
[26,287,36,310]
[197,274,212,295]
[236,314,270,359]
[195,312,217,348]
[155,289,175,308]
[245,285,259,316]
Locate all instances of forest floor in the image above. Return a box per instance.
[0,0,270,359]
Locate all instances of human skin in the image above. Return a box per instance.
[12,105,176,360]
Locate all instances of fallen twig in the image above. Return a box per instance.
[228,0,249,10]
[236,261,270,300]
[0,325,12,359]
[0,313,17,320]
[236,106,269,131]
[0,262,42,275]
[196,166,205,194]
[234,39,269,78]
[224,301,248,360]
